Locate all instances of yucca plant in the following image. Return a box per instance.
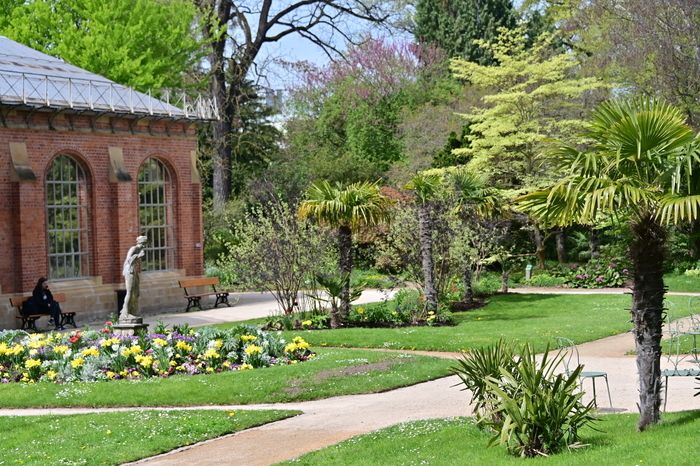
[451,339,519,425]
[520,98,700,430]
[483,344,598,457]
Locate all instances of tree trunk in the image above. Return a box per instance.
[336,224,353,328]
[555,230,567,263]
[689,218,700,259]
[533,225,546,269]
[500,269,509,293]
[630,216,667,431]
[589,227,601,259]
[418,204,438,311]
[462,265,474,305]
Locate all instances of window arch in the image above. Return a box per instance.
[46,154,91,279]
[138,157,175,271]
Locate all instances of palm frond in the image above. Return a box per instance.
[657,194,700,224]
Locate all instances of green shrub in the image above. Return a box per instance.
[484,344,598,457]
[453,341,598,458]
[524,272,568,287]
[451,339,518,424]
[563,258,629,288]
[473,272,502,296]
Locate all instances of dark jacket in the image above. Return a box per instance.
[24,288,55,315]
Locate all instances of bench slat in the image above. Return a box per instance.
[179,277,220,288]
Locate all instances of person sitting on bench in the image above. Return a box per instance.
[26,277,64,331]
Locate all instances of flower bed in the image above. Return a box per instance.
[0,323,313,384]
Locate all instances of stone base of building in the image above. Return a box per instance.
[0,269,189,330]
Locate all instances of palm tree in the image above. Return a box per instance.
[406,172,443,312]
[449,168,501,305]
[520,98,699,431]
[299,180,390,328]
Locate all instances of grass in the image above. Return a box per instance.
[284,411,700,465]
[0,348,452,408]
[0,409,297,465]
[665,273,700,293]
[263,294,695,352]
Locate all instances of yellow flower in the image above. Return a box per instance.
[284,343,298,353]
[301,320,312,327]
[28,338,47,349]
[129,345,142,354]
[213,339,223,349]
[152,338,168,347]
[81,347,99,357]
[71,358,85,369]
[0,343,7,355]
[227,410,236,417]
[119,370,128,377]
[222,361,231,369]
[24,359,41,369]
[10,344,24,356]
[175,341,192,352]
[46,370,57,381]
[105,371,116,379]
[292,337,309,350]
[169,361,177,367]
[100,337,120,348]
[356,307,365,315]
[239,363,253,371]
[135,355,154,368]
[240,334,257,342]
[244,344,263,356]
[53,345,69,355]
[120,347,131,357]
[203,349,220,359]
[206,367,214,373]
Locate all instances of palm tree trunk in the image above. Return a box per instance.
[630,217,667,431]
[418,204,438,311]
[336,225,353,327]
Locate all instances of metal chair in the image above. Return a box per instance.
[555,337,613,408]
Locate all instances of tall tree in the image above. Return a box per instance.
[406,172,443,312]
[1,0,201,92]
[450,27,606,190]
[299,180,391,327]
[414,0,517,64]
[521,98,700,431]
[194,0,394,209]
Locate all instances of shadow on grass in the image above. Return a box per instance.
[662,409,700,427]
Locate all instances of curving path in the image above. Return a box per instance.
[3,288,699,465]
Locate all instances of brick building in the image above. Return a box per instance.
[0,37,215,328]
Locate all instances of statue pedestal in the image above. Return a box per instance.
[113,318,148,336]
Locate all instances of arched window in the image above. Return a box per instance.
[46,155,90,279]
[138,157,174,271]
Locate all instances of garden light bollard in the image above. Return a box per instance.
[525,264,533,281]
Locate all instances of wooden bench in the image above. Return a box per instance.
[178,277,233,312]
[9,293,77,332]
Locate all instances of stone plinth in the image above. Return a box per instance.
[112,320,149,336]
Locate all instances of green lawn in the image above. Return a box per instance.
[1,409,296,465]
[263,294,694,352]
[665,273,700,293]
[0,348,452,408]
[284,411,700,466]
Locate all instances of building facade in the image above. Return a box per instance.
[0,37,212,328]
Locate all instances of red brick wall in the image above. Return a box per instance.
[0,108,203,295]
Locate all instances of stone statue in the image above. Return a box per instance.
[119,235,148,322]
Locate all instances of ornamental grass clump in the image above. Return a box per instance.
[453,341,598,457]
[0,324,313,384]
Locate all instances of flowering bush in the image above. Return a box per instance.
[0,324,314,384]
[563,258,629,288]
